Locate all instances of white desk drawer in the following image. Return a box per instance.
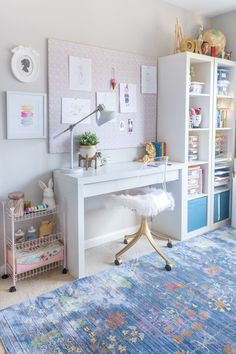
[83,170,179,197]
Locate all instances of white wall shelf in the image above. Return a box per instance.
[157,52,235,240]
[189,128,209,132]
[188,161,209,166]
[189,93,210,97]
[188,193,208,201]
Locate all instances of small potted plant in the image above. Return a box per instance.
[77,131,99,158]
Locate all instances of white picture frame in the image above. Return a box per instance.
[141,65,157,94]
[11,46,40,83]
[7,91,47,139]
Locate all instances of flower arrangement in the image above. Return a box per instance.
[77,131,99,146]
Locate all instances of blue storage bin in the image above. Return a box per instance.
[214,191,230,223]
[188,196,207,232]
[217,67,230,81]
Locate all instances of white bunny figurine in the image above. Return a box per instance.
[39,178,56,210]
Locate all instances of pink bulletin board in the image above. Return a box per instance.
[48,38,157,153]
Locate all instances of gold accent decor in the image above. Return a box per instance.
[79,153,97,170]
[137,142,156,164]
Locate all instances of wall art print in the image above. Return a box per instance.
[7,91,47,139]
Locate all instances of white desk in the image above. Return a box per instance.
[54,161,183,278]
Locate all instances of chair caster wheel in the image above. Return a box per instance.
[2,274,9,279]
[167,241,173,248]
[9,286,16,292]
[165,264,172,271]
[124,239,128,244]
[62,268,68,274]
[114,259,122,266]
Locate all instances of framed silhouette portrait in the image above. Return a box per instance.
[11,46,40,83]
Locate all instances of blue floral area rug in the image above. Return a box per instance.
[0,227,236,354]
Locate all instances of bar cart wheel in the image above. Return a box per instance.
[2,274,9,279]
[9,286,16,292]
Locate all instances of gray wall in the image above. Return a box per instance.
[212,11,236,60]
[0,0,210,269]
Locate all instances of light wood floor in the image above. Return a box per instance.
[0,236,170,353]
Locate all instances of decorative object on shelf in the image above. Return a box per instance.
[77,131,99,158]
[6,91,47,139]
[180,38,197,53]
[8,192,24,217]
[24,200,31,210]
[224,51,232,60]
[189,108,202,128]
[26,226,37,241]
[211,46,217,57]
[79,153,97,171]
[15,229,25,243]
[138,142,157,163]
[110,68,117,90]
[201,41,210,55]
[197,25,204,54]
[11,46,40,83]
[39,178,56,210]
[175,18,184,53]
[96,151,107,166]
[39,219,56,238]
[54,104,116,173]
[203,29,226,58]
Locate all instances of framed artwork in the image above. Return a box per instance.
[11,46,40,83]
[141,65,157,94]
[7,91,47,139]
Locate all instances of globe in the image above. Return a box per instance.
[203,29,226,56]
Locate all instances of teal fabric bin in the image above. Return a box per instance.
[188,196,207,232]
[214,191,230,223]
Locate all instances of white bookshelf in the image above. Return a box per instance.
[156,52,236,240]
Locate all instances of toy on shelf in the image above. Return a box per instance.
[175,18,184,53]
[39,178,56,210]
[39,219,56,238]
[138,142,156,163]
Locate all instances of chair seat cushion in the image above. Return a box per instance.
[109,188,175,217]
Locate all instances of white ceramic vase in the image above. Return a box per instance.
[79,145,97,158]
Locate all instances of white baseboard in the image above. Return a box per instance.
[0,265,5,276]
[85,225,139,250]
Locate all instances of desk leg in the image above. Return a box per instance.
[77,187,85,278]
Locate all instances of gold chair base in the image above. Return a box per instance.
[115,218,173,271]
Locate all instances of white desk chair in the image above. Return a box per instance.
[110,157,174,271]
